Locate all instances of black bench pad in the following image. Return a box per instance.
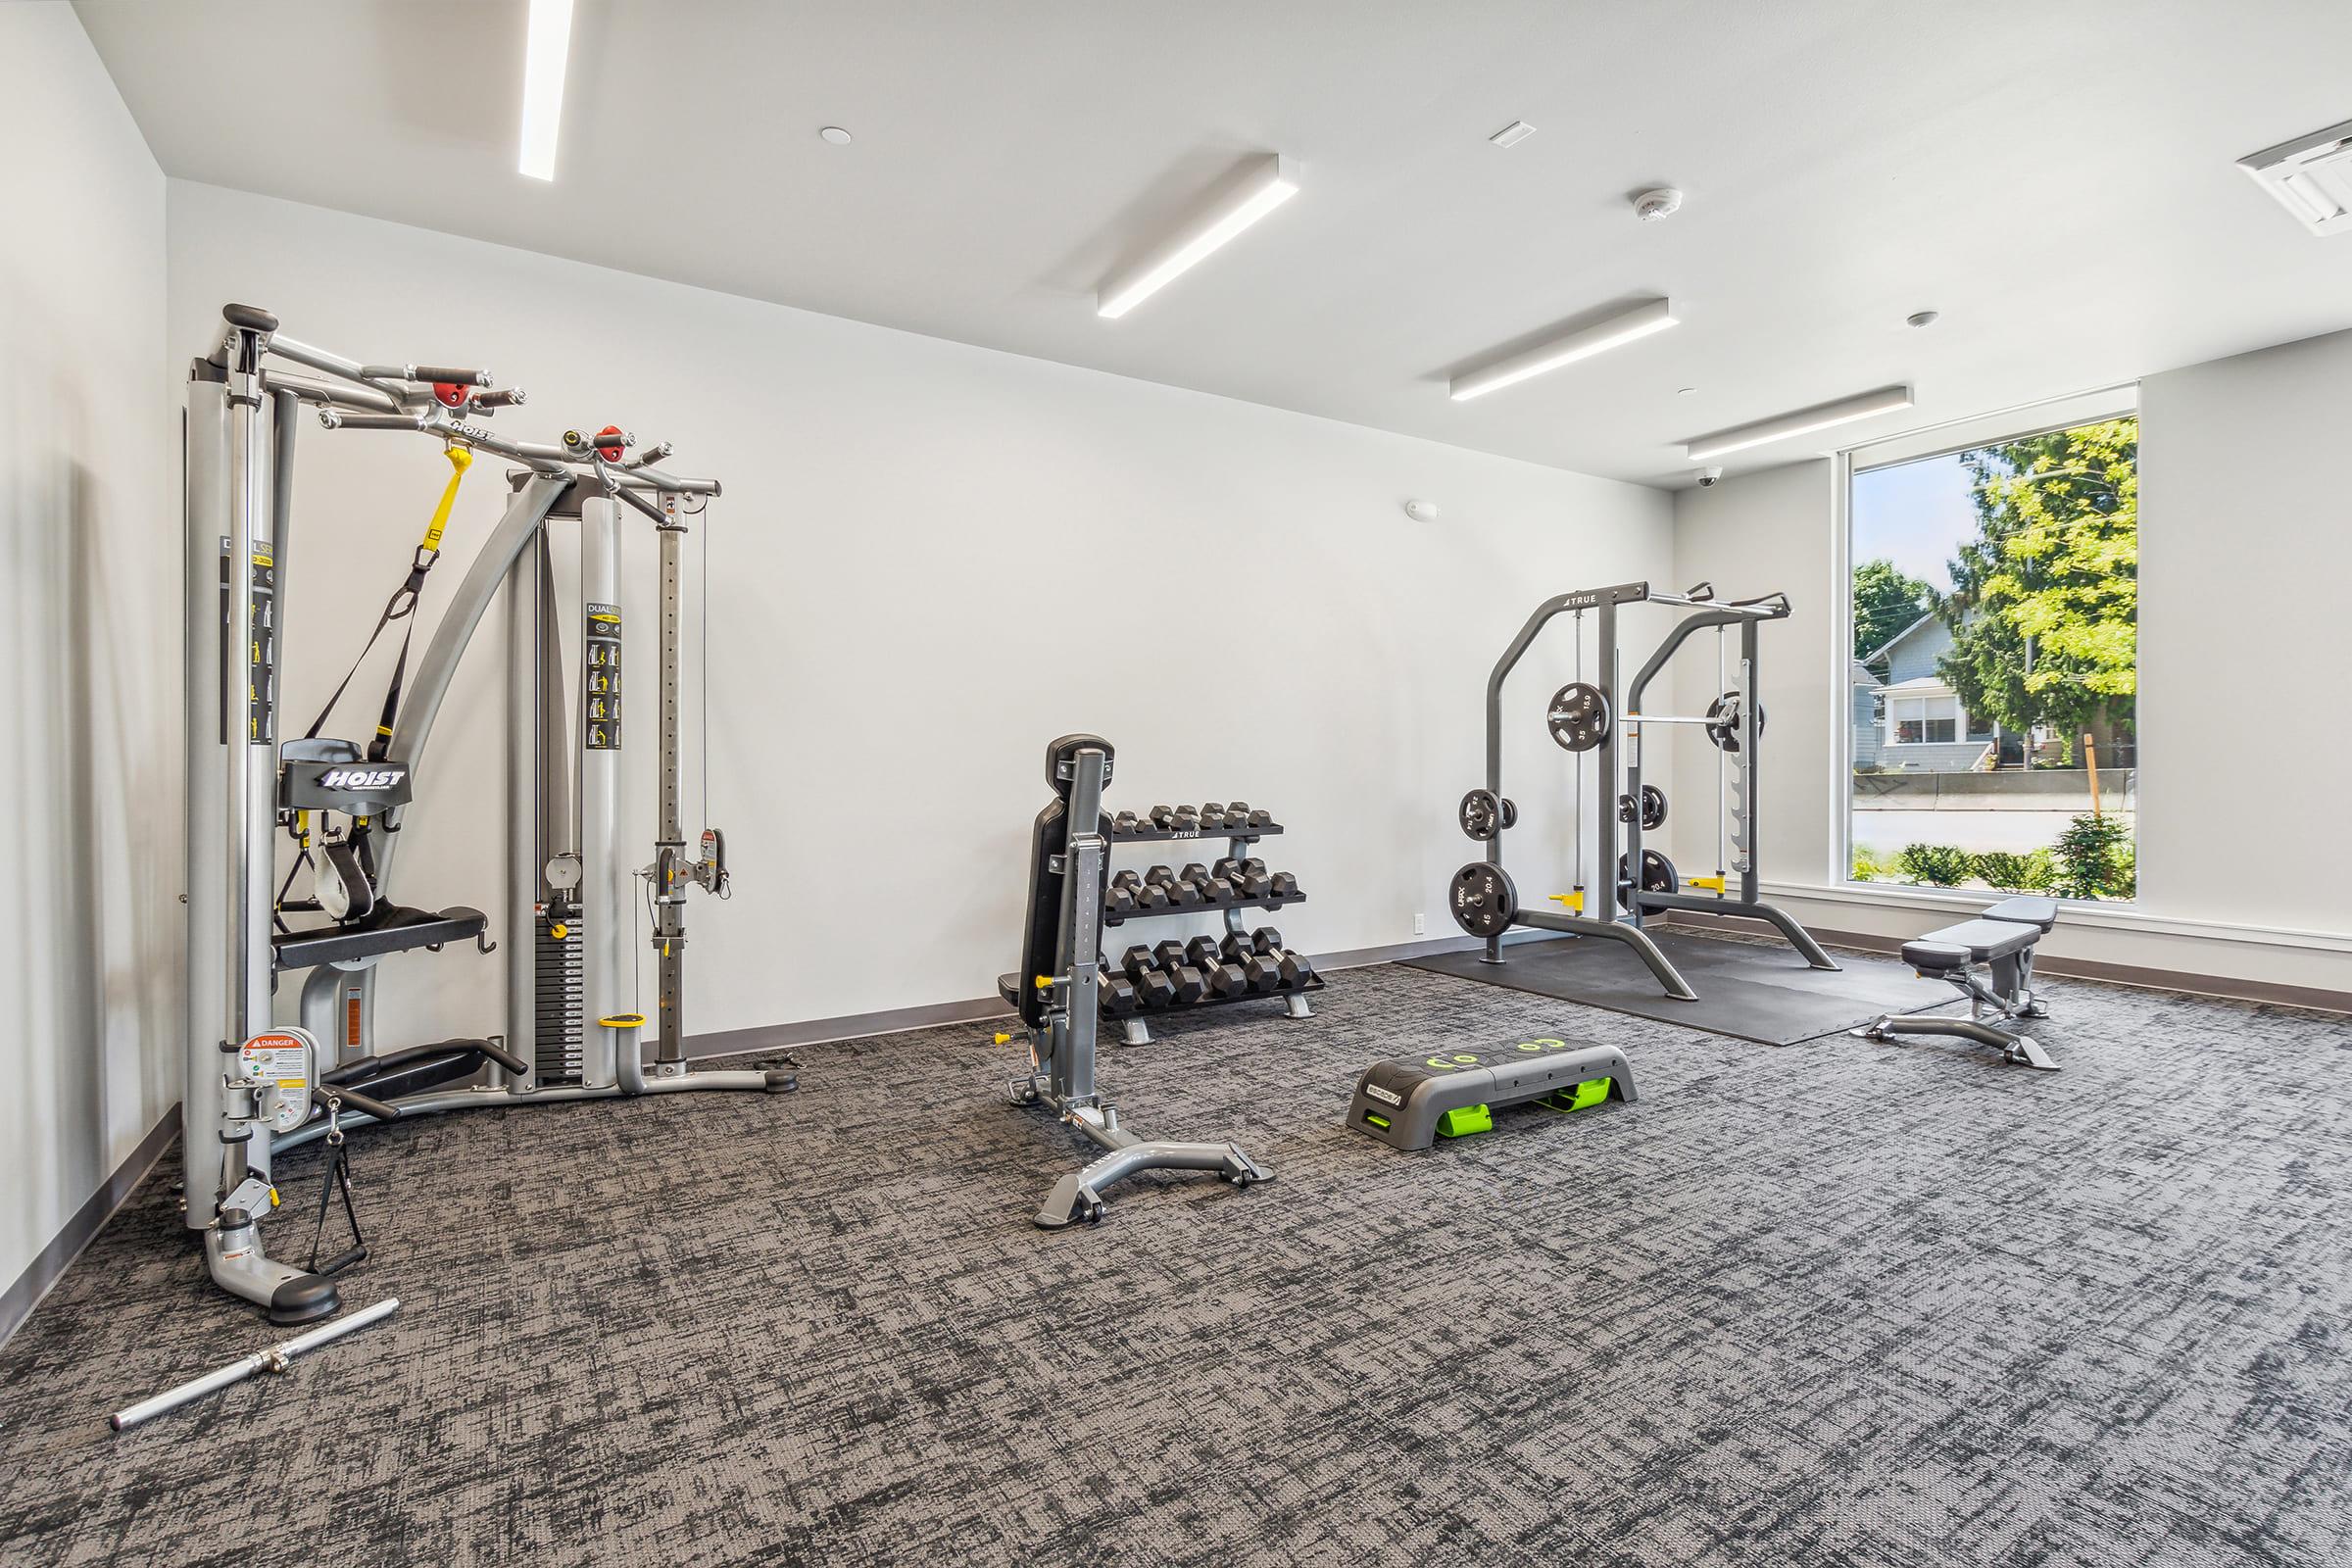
[1902,916,2041,972]
[1984,895,2059,931]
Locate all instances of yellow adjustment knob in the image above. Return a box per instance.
[1033,976,1053,991]
[992,1032,1014,1046]
[550,923,568,939]
[598,1013,647,1029]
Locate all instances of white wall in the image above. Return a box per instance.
[1668,338,2352,997]
[0,5,173,1303]
[166,180,1674,1050]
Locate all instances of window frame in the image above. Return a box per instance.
[1832,385,2139,895]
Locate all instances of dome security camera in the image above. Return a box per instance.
[1697,466,1724,487]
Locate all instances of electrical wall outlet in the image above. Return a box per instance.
[1413,913,1425,935]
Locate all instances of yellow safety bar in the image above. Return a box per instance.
[1683,875,1727,894]
[1549,890,1585,912]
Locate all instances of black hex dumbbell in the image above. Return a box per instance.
[1119,945,1157,980]
[1105,881,1136,917]
[1268,870,1298,898]
[1179,863,1225,905]
[1101,973,1140,1013]
[1277,950,1315,989]
[1134,880,1171,911]
[1152,939,1189,969]
[1250,926,1283,954]
[1246,808,1273,829]
[1243,952,1283,993]
[1149,805,1175,830]
[1225,859,1273,900]
[1226,800,1250,823]
[1199,803,1228,830]
[1165,962,1206,1004]
[1205,958,1250,998]
[1219,932,1255,963]
[1112,810,1139,836]
[1136,968,1177,1008]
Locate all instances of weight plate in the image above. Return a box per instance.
[1615,850,1680,907]
[1458,788,1502,842]
[1546,681,1611,753]
[1498,796,1518,830]
[1615,784,1668,831]
[1704,693,1767,753]
[1448,861,1520,939]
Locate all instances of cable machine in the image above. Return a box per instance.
[1447,579,1838,1000]
[184,304,792,1324]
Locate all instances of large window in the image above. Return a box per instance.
[1845,405,2138,902]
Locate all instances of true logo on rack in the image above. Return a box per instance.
[318,767,407,791]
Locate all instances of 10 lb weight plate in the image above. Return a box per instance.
[1448,862,1519,939]
[1546,681,1611,753]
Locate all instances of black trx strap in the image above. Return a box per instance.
[302,445,473,759]
[307,1095,369,1278]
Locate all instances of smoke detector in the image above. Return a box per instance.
[1632,187,1683,222]
[2239,119,2352,237]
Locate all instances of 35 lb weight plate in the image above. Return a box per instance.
[1448,862,1519,939]
[1546,682,1611,753]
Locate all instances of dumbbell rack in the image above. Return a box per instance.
[1101,815,1322,1045]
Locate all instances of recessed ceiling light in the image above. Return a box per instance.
[1097,153,1298,319]
[819,126,854,146]
[1906,310,1939,328]
[1448,299,1679,402]
[1489,121,1537,149]
[517,0,575,180]
[1684,385,1914,461]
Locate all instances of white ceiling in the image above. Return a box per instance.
[76,0,2352,486]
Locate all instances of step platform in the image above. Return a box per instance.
[1346,1037,1636,1151]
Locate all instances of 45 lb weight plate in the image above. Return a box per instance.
[1448,862,1519,939]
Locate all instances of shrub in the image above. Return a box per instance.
[1851,845,1907,882]
[2052,812,2134,900]
[1898,843,1976,887]
[1972,850,2055,892]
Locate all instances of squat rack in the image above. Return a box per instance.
[1458,578,1838,1000]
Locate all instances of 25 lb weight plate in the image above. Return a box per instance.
[1546,682,1611,753]
[1459,788,1503,842]
[1704,692,1767,753]
[1616,784,1668,830]
[1448,862,1519,939]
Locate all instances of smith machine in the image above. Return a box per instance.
[1448,580,1838,1000]
[186,304,791,1323]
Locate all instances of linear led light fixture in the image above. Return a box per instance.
[1097,154,1298,319]
[518,0,575,180]
[1447,299,1679,402]
[1684,384,1915,461]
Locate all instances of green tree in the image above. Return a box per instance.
[1852,558,1932,662]
[1935,418,2137,754]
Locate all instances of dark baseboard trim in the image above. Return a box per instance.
[1661,909,2352,1014]
[1,1107,180,1351]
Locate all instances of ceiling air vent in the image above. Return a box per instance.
[2238,118,2352,237]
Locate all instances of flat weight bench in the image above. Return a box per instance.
[1347,1037,1636,1151]
[1855,895,2060,1071]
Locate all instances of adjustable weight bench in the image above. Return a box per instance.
[1855,895,2060,1071]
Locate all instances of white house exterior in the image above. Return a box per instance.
[1853,612,2002,771]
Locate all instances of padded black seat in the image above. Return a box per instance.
[272,904,487,973]
[1984,895,2059,932]
[998,973,1023,1009]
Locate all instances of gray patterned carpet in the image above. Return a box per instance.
[3,947,2349,1567]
